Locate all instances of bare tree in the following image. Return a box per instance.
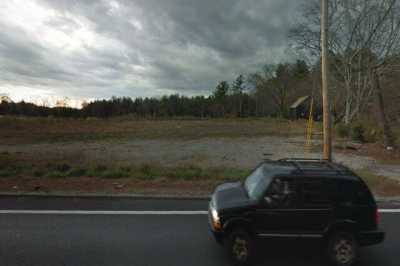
[55,97,71,108]
[0,94,11,103]
[290,0,400,147]
[81,100,89,109]
[249,62,310,118]
[248,65,277,116]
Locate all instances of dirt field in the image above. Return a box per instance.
[0,116,309,144]
[0,117,399,197]
[0,136,377,169]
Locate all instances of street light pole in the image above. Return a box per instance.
[321,0,332,161]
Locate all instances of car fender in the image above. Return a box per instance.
[324,219,358,238]
[223,217,253,235]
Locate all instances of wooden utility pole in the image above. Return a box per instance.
[321,0,332,161]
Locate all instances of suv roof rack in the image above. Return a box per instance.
[278,158,328,162]
[277,158,352,176]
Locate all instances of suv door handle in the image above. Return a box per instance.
[255,209,279,214]
[342,202,353,207]
[266,210,280,215]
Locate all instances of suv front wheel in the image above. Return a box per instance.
[327,232,358,266]
[226,229,254,266]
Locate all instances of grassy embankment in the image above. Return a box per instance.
[0,151,248,180]
[1,152,399,196]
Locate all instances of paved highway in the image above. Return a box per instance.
[0,196,399,266]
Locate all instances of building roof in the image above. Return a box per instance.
[290,95,310,109]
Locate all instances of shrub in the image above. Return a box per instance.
[94,165,107,173]
[140,164,152,177]
[171,166,203,180]
[363,127,380,143]
[46,171,69,178]
[33,169,45,177]
[350,123,365,143]
[0,168,17,178]
[102,170,125,179]
[0,152,18,169]
[336,123,349,138]
[55,163,71,173]
[67,168,87,177]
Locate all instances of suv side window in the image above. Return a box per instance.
[266,177,298,209]
[301,178,333,208]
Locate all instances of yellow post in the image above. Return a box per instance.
[305,98,314,155]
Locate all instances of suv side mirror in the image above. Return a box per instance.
[264,196,272,205]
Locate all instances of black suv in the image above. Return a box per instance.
[208,159,384,266]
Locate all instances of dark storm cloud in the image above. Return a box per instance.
[0,0,301,102]
[132,0,293,56]
[0,22,75,86]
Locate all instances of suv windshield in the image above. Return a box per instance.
[244,165,273,200]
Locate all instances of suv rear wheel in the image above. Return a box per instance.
[226,229,254,266]
[327,232,358,266]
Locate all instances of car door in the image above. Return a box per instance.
[296,177,335,236]
[336,179,376,230]
[252,177,303,237]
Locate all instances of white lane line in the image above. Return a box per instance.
[0,210,208,215]
[0,209,398,215]
[379,209,400,213]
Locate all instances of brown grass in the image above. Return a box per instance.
[336,142,400,165]
[0,116,312,144]
[357,169,400,198]
[0,177,218,196]
[0,150,249,181]
[1,168,398,198]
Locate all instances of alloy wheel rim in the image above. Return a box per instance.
[232,236,248,261]
[334,239,354,264]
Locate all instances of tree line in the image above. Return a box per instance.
[0,60,313,119]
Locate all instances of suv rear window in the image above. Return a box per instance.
[337,180,374,205]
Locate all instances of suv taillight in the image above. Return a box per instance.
[376,208,380,225]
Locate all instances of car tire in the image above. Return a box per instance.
[327,231,358,266]
[225,228,254,266]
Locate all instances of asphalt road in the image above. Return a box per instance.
[0,196,399,266]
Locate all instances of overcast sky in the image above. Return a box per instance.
[0,0,302,106]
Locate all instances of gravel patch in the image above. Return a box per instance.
[0,136,377,170]
[370,164,400,181]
